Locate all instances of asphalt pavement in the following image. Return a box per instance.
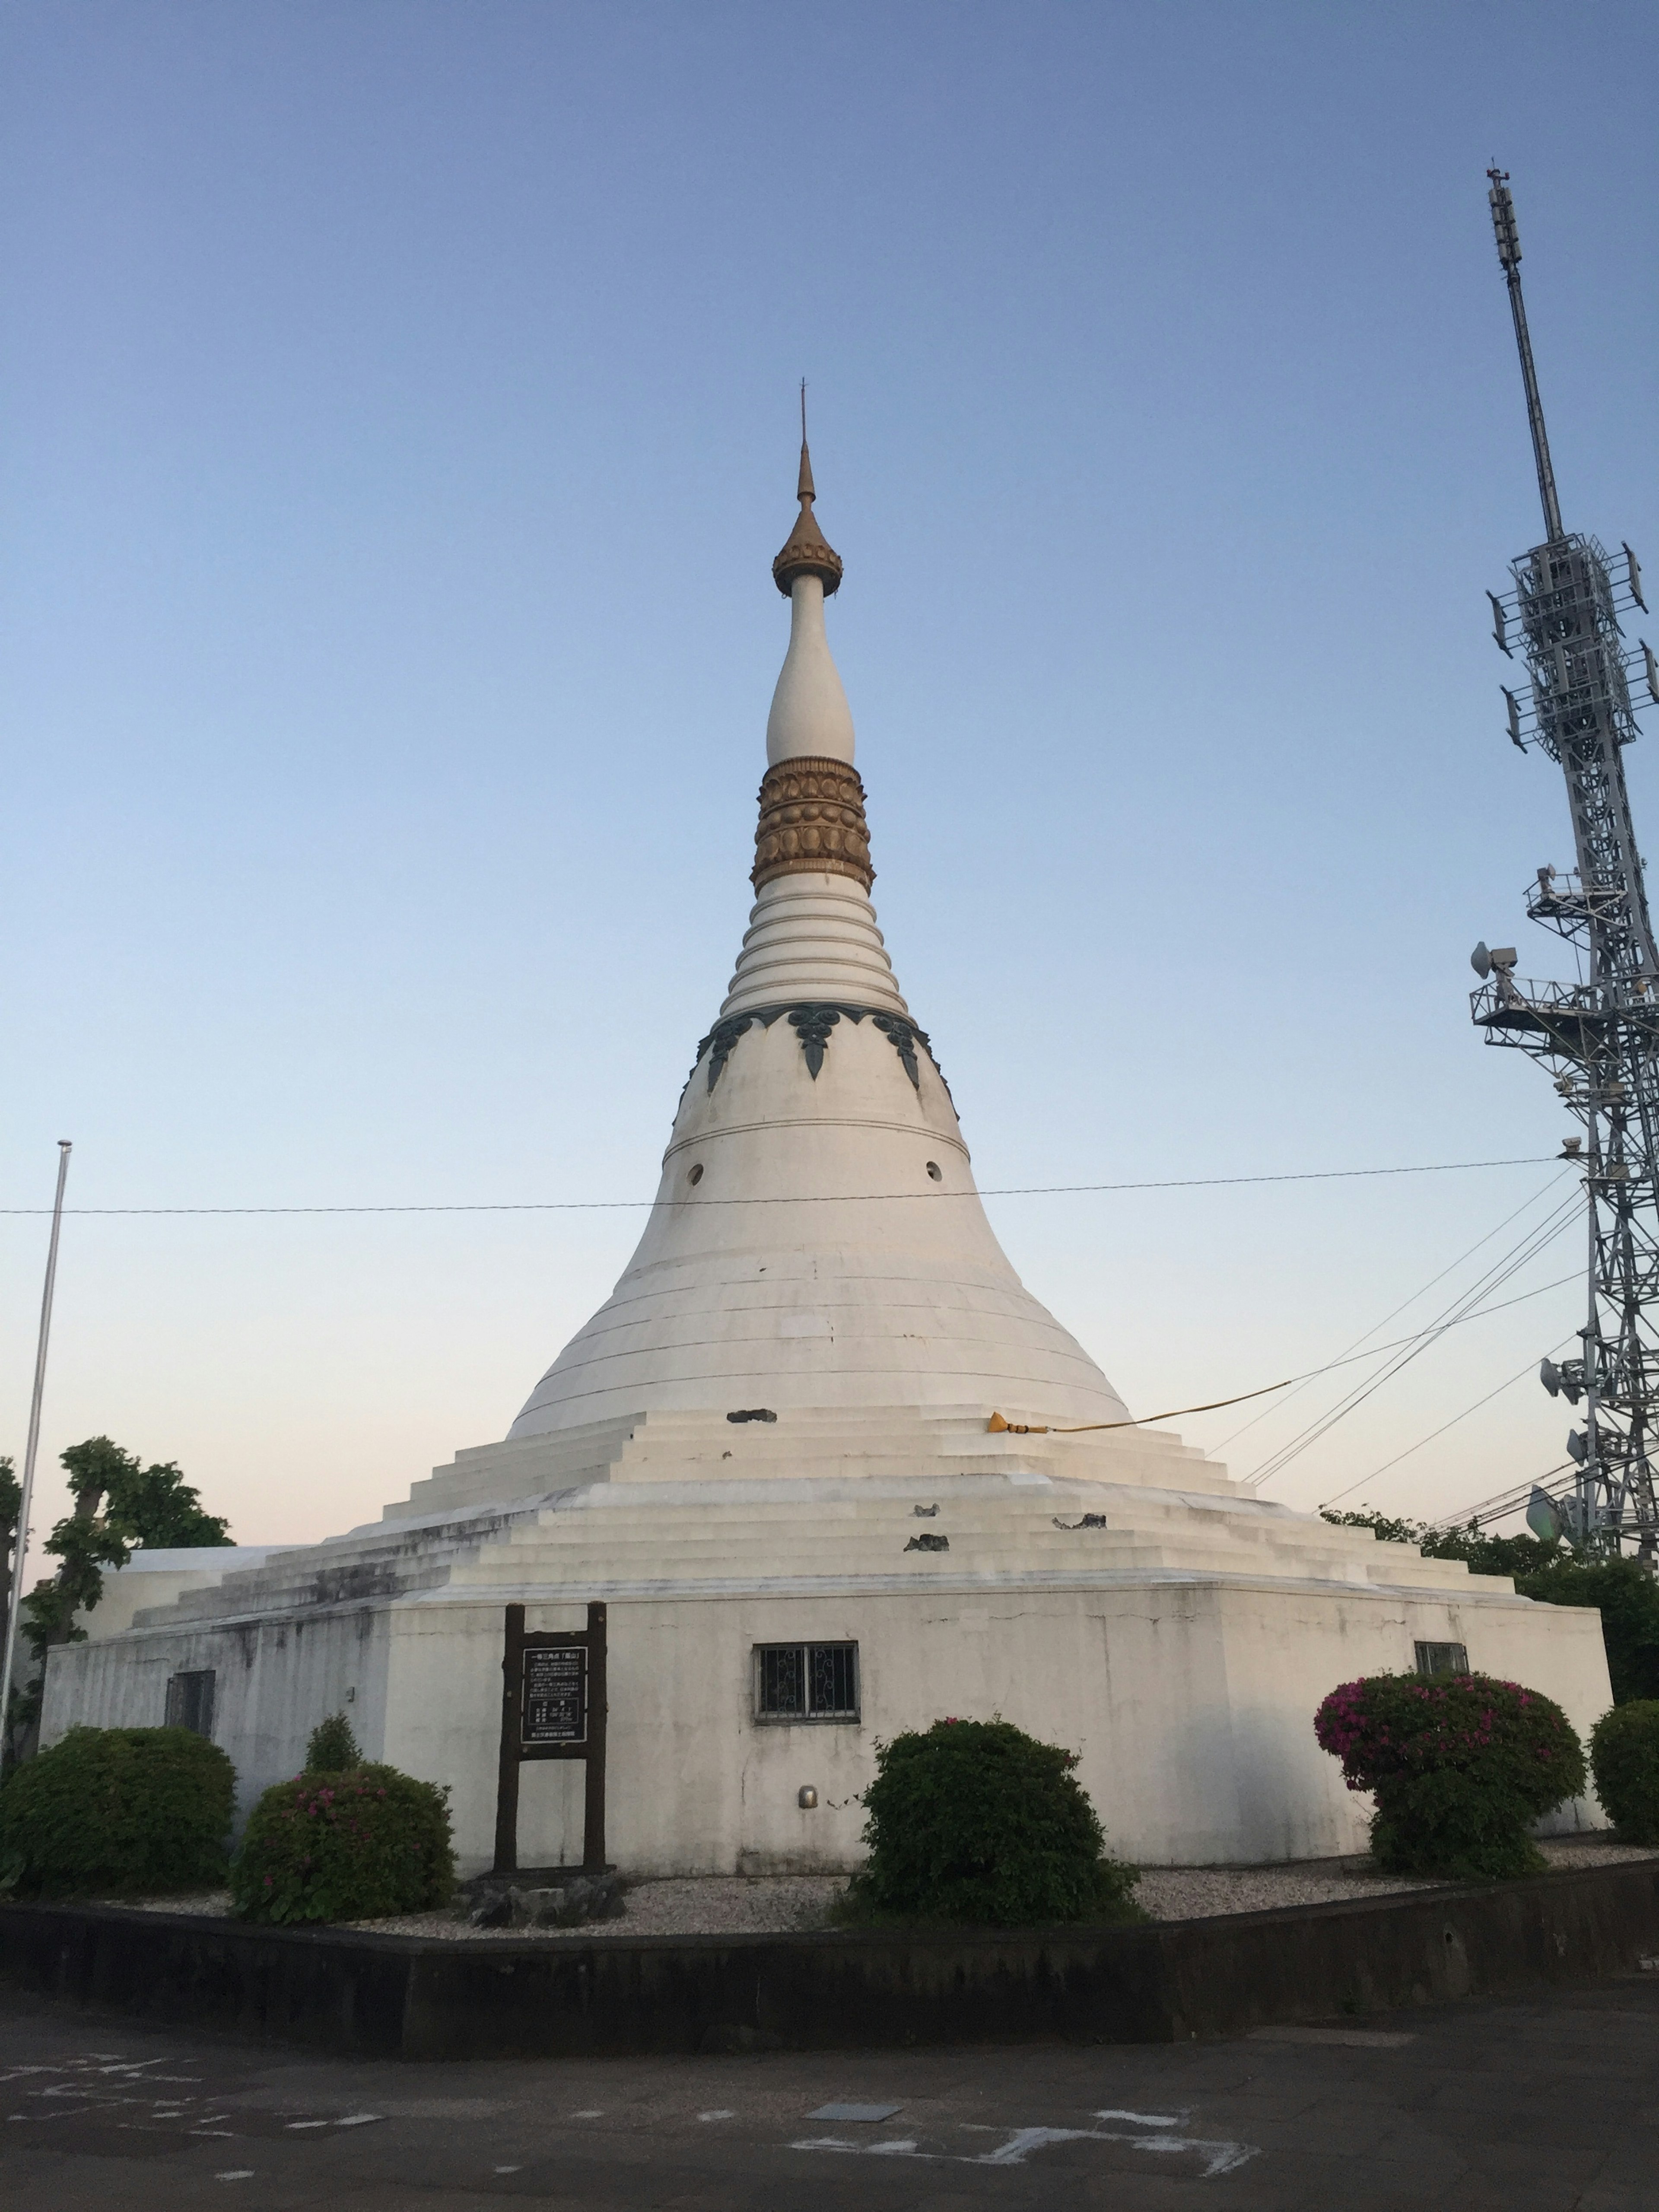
[2,1975,1656,2210]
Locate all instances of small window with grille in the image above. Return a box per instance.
[1414,1641,1470,1678]
[165,1669,216,1738]
[753,1642,859,1723]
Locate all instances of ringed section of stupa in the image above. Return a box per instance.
[39,438,1614,1877]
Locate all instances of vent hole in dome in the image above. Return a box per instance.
[688,1163,704,1185]
[926,1161,943,1182]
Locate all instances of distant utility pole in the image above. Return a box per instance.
[0,1141,73,1758]
[1470,169,1659,1557]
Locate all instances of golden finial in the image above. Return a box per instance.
[772,381,843,597]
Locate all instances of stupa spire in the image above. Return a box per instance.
[772,382,844,598]
[766,392,855,769]
[502,426,1131,1442]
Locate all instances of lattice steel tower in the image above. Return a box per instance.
[1471,168,1659,1555]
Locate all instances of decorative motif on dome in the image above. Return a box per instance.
[751,755,874,891]
[685,1001,947,1094]
[785,1003,846,1078]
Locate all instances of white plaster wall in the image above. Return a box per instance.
[289,1576,1617,1875]
[43,1603,393,1826]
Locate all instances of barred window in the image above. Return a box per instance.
[1414,1641,1469,1678]
[165,1669,216,1738]
[754,1642,859,1723]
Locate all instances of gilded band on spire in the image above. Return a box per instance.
[772,388,844,596]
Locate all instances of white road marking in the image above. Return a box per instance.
[493,2165,521,2174]
[698,2110,736,2121]
[334,2113,383,2127]
[215,2172,255,2182]
[287,2119,330,2129]
[791,2117,1261,2177]
[570,2108,603,2119]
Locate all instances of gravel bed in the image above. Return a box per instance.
[95,1836,1659,1938]
[346,1875,851,1942]
[1138,1836,1658,1921]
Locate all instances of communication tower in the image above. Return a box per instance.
[1471,168,1659,1555]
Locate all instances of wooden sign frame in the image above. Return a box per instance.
[493,1600,607,1874]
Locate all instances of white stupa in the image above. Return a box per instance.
[511,436,1128,1440]
[45,442,1611,1874]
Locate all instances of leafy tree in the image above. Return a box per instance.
[105,1461,231,1550]
[1324,1507,1659,1703]
[4,1437,231,1767]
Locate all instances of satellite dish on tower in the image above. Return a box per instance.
[1471,941,1493,979]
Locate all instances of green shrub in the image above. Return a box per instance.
[0,1726,235,1897]
[305,1712,361,1772]
[1589,1700,1659,1843]
[230,1764,454,1924]
[1315,1673,1586,1881]
[845,1717,1140,1926]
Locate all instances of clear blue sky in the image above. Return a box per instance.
[4,1,1657,1546]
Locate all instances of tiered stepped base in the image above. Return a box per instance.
[42,1407,1611,1875]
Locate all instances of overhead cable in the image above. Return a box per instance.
[1210,1174,1572,1453]
[993,1267,1580,1441]
[1240,1192,1584,1488]
[1317,1334,1579,1511]
[0,1152,1560,1217]
[1425,1460,1576,1532]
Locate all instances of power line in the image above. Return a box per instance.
[1426,1460,1575,1533]
[1240,1192,1584,1488]
[1005,1278,1584,1437]
[1210,1174,1572,1453]
[1317,1334,1579,1511]
[0,1153,1560,1217]
[1242,1197,1581,1487]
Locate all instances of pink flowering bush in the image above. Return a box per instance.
[1314,1673,1586,1881]
[230,1764,454,1924]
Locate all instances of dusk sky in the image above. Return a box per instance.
[5,1,1658,1552]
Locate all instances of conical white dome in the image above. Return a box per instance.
[509,446,1129,1440]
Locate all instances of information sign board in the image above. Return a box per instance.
[523,1645,586,1745]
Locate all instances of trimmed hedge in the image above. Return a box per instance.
[0,1726,235,1897]
[1316,1672,1586,1881]
[1589,1700,1659,1844]
[845,1717,1140,1926]
[230,1764,454,1925]
[305,1712,361,1772]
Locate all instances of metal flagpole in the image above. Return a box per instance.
[0,1141,73,1763]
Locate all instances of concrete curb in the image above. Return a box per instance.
[2,1862,1656,2059]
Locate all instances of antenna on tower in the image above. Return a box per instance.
[1487,165,1565,543]
[1470,168,1659,1562]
